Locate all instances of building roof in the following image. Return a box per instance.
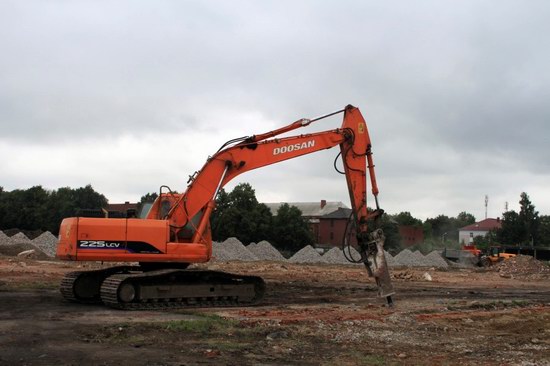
[263,201,349,217]
[459,218,502,232]
[321,207,353,219]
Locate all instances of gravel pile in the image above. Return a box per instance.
[0,230,49,259]
[411,250,433,266]
[212,237,258,262]
[495,255,550,279]
[322,247,399,268]
[393,249,441,267]
[425,250,449,268]
[384,251,399,267]
[0,242,50,259]
[11,232,31,242]
[322,247,356,265]
[0,231,13,245]
[32,231,58,257]
[289,245,324,264]
[393,249,417,267]
[247,240,286,261]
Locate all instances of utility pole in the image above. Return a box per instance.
[485,195,488,219]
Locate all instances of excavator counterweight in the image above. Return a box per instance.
[57,105,394,309]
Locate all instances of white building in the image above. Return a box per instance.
[458,218,502,245]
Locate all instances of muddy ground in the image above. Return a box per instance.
[0,257,549,366]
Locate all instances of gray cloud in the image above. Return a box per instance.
[1,0,549,219]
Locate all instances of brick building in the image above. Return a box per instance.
[264,200,349,246]
[398,225,424,246]
[318,207,357,247]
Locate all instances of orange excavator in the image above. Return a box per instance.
[57,105,394,309]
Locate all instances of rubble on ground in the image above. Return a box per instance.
[212,237,258,262]
[495,255,550,279]
[289,245,324,264]
[247,240,286,261]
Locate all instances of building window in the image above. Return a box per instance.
[330,232,334,240]
[330,219,334,227]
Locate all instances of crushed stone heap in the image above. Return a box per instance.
[247,240,286,261]
[0,231,49,259]
[322,247,368,266]
[0,231,13,246]
[0,241,49,259]
[384,250,399,267]
[425,250,449,268]
[212,237,258,262]
[495,255,550,279]
[393,249,417,267]
[32,231,58,257]
[393,249,437,267]
[11,232,31,242]
[411,250,433,267]
[289,245,324,264]
[322,247,353,265]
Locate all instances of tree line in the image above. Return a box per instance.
[209,183,313,253]
[1,183,547,251]
[495,192,550,247]
[0,185,107,235]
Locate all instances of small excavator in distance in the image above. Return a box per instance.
[57,105,395,309]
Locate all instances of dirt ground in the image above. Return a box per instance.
[0,256,549,366]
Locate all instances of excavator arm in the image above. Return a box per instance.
[154,106,382,239]
[57,105,394,307]
[155,104,394,302]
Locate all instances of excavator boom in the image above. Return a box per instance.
[57,105,394,308]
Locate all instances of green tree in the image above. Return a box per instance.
[537,215,550,246]
[210,183,273,244]
[496,210,523,245]
[392,211,422,227]
[425,215,455,241]
[497,192,540,246]
[455,211,476,228]
[377,213,401,254]
[272,203,313,252]
[0,185,107,235]
[424,212,476,243]
[473,230,497,250]
[518,192,539,245]
[137,192,159,216]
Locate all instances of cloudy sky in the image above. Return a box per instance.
[1,1,549,221]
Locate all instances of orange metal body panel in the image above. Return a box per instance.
[58,217,210,263]
[126,219,169,253]
[57,217,79,260]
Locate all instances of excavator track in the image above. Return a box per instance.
[99,269,266,310]
[60,266,137,303]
